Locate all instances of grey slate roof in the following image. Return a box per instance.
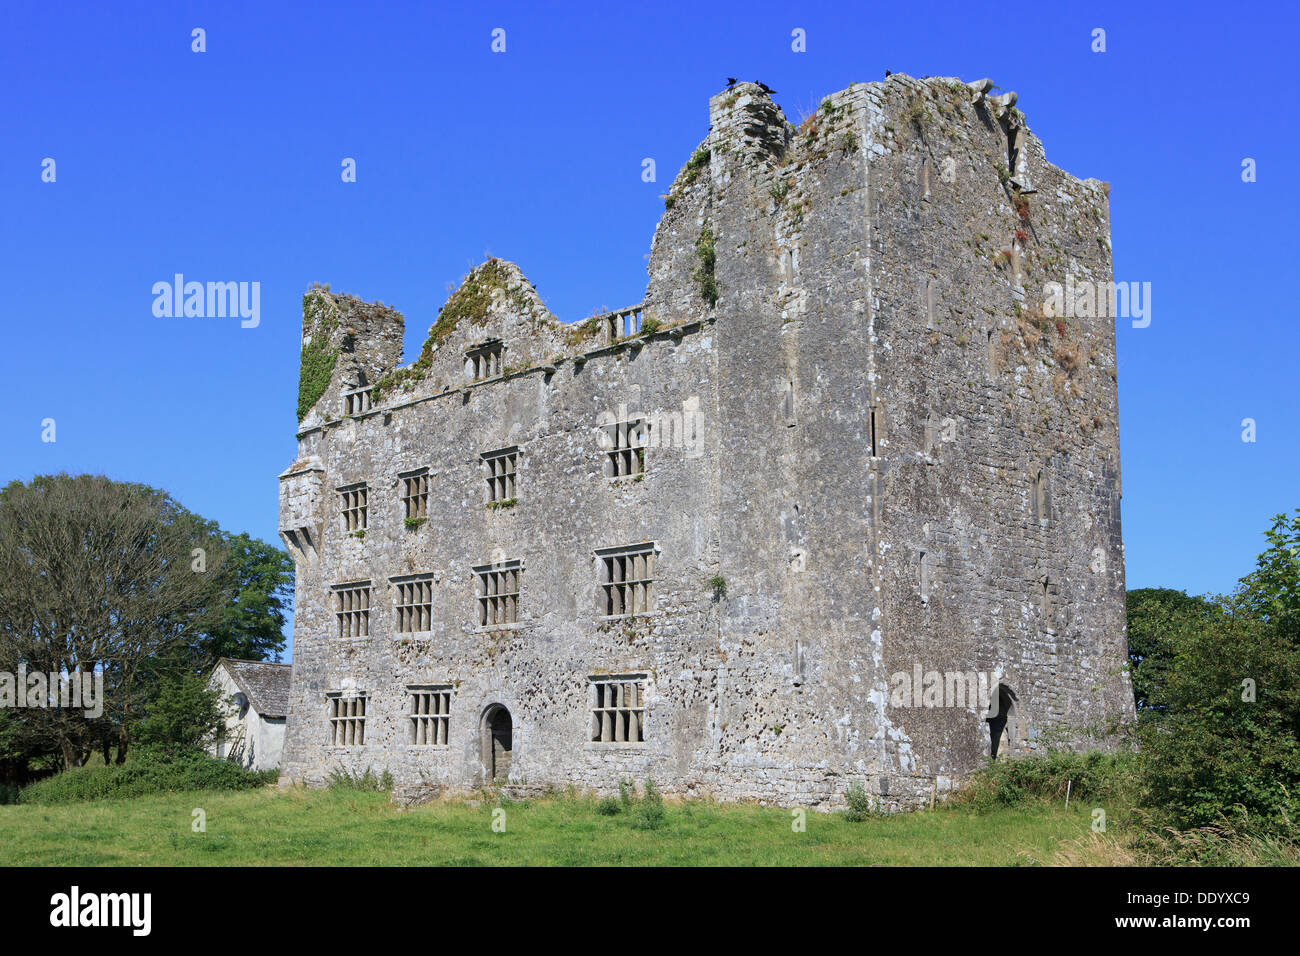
[217,658,293,718]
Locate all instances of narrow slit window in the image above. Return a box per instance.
[1032,470,1049,523]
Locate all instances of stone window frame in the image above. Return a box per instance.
[466,340,504,381]
[400,468,429,521]
[1031,469,1051,524]
[344,388,372,416]
[392,573,434,634]
[407,684,453,747]
[482,447,518,504]
[868,405,883,458]
[587,673,647,746]
[1039,575,1059,633]
[595,542,657,619]
[473,559,522,629]
[326,692,367,747]
[339,481,369,532]
[605,306,644,341]
[602,417,648,479]
[332,580,372,638]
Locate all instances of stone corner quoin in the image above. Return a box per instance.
[276,74,1133,810]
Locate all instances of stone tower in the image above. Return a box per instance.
[278,75,1133,807]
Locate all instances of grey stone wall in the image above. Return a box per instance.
[278,76,1134,808]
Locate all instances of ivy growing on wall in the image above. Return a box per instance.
[297,289,340,421]
[694,224,718,307]
[297,339,338,421]
[663,147,711,210]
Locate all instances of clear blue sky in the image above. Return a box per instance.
[3,1,1296,657]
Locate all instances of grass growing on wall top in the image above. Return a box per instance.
[371,259,530,404]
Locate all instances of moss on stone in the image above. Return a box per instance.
[425,259,516,351]
[664,148,711,209]
[372,259,527,404]
[564,315,601,348]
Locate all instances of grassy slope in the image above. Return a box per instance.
[0,787,1096,866]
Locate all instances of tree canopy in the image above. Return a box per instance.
[0,474,292,779]
[1130,510,1300,830]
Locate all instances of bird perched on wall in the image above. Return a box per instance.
[726,77,738,89]
[757,82,776,95]
[885,70,892,77]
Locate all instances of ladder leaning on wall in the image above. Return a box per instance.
[224,730,247,766]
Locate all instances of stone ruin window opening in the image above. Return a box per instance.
[333,581,372,638]
[475,560,521,627]
[589,675,646,744]
[400,469,429,521]
[1032,470,1049,524]
[481,704,512,781]
[340,482,368,532]
[920,550,930,604]
[483,447,518,503]
[466,340,504,381]
[344,388,372,416]
[393,575,433,633]
[604,417,647,478]
[1040,576,1057,627]
[328,693,367,746]
[408,685,452,746]
[606,306,644,341]
[597,543,655,617]
[986,683,1018,758]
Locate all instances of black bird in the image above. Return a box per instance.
[885,69,892,77]
[726,77,738,89]
[757,82,777,95]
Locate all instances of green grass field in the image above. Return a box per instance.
[0,786,1100,866]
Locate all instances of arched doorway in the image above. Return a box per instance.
[986,684,1018,758]
[481,705,513,781]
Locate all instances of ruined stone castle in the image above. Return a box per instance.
[277,75,1134,807]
